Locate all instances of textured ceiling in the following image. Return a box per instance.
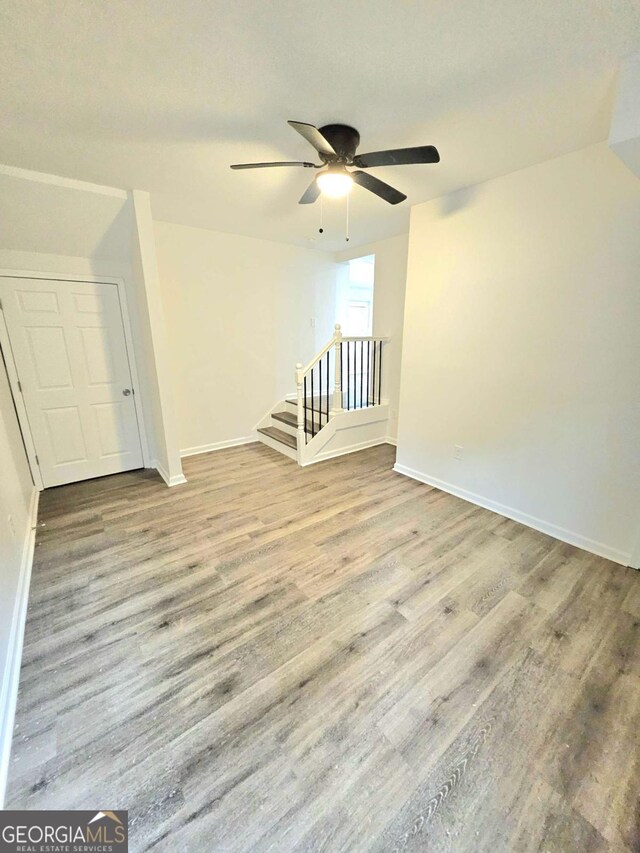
[1,0,639,251]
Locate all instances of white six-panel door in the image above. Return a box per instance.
[0,277,143,487]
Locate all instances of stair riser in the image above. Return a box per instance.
[284,401,332,423]
[271,417,297,438]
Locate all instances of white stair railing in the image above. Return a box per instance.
[295,323,389,462]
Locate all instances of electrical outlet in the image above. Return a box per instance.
[453,445,463,461]
[310,317,316,328]
[7,514,15,539]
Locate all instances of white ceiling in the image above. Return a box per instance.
[1,0,639,252]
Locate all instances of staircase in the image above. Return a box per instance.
[256,400,301,460]
[256,324,391,466]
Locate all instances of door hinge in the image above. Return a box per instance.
[17,379,22,393]
[35,454,39,466]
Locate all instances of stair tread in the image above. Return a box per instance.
[258,426,297,449]
[272,410,297,427]
[272,410,327,432]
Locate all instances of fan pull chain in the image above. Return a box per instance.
[318,195,324,234]
[345,193,350,242]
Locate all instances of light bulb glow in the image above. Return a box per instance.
[317,170,353,198]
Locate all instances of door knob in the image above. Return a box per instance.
[122,388,131,396]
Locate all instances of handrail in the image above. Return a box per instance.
[298,327,389,377]
[298,331,339,377]
[341,335,389,342]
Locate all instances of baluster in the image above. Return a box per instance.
[352,341,355,410]
[352,341,356,410]
[296,363,305,455]
[346,340,351,410]
[319,356,322,428]
[378,341,382,405]
[371,339,376,406]
[310,365,315,437]
[325,350,329,426]
[374,342,378,405]
[367,340,371,407]
[332,324,342,415]
[360,340,363,409]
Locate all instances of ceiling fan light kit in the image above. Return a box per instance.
[230,120,440,238]
[316,167,353,198]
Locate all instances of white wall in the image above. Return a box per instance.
[130,193,184,484]
[154,220,336,455]
[0,355,35,804]
[336,234,409,441]
[396,142,640,564]
[609,52,640,179]
[0,166,131,259]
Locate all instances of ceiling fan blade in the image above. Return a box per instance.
[288,121,336,158]
[298,177,321,205]
[351,171,406,204]
[354,145,440,168]
[230,161,317,169]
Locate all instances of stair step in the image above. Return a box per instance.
[272,410,297,427]
[272,410,328,432]
[257,426,297,450]
[286,396,330,408]
[285,392,375,412]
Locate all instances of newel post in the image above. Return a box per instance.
[295,362,304,464]
[331,323,343,415]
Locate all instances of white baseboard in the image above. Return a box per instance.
[152,460,187,487]
[302,437,389,466]
[180,436,256,458]
[0,487,39,808]
[393,463,631,566]
[385,436,398,446]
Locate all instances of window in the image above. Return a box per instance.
[336,254,375,336]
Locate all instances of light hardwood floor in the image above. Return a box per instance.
[7,443,640,852]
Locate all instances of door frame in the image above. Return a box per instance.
[630,528,640,571]
[0,270,150,490]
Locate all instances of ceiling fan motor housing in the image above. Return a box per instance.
[318,124,360,163]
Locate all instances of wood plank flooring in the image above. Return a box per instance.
[7,443,640,852]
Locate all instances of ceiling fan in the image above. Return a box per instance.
[230,121,440,205]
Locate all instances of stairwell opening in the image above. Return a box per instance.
[336,254,375,403]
